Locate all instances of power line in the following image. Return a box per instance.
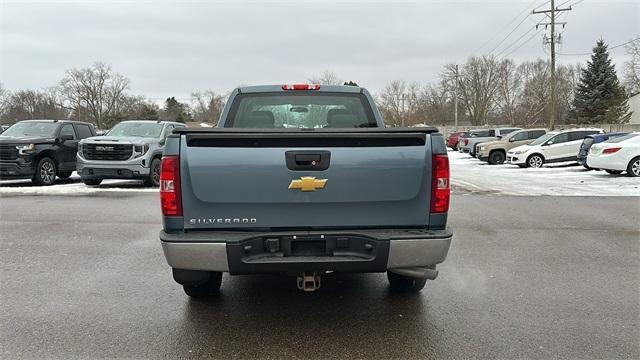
[558,37,640,56]
[501,28,545,59]
[487,12,533,55]
[473,0,548,55]
[495,26,537,58]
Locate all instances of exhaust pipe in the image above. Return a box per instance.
[389,266,439,280]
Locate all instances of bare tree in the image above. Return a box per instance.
[422,79,453,125]
[59,62,130,130]
[377,80,406,126]
[191,91,226,125]
[1,89,69,123]
[495,59,522,126]
[622,39,640,95]
[0,83,9,122]
[446,56,500,126]
[514,60,577,126]
[308,70,342,85]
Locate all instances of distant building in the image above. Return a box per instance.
[630,93,640,124]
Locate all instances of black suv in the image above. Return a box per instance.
[0,119,97,185]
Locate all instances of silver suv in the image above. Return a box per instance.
[77,120,185,186]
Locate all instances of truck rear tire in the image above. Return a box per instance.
[387,271,427,292]
[182,271,222,298]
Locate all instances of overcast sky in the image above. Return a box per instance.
[1,0,638,102]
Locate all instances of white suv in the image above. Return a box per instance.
[507,128,603,168]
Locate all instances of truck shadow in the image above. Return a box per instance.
[175,273,441,358]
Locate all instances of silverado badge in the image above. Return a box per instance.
[288,177,328,192]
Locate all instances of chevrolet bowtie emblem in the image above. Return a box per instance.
[288,177,328,192]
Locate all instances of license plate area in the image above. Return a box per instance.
[233,234,379,261]
[291,239,326,256]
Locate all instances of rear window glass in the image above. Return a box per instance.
[604,133,638,143]
[528,130,546,139]
[75,124,93,139]
[471,130,493,137]
[225,92,376,128]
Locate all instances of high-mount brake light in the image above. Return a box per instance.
[160,155,182,216]
[430,154,450,213]
[602,147,622,154]
[282,84,321,90]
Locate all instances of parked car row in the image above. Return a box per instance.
[0,119,185,186]
[447,127,640,177]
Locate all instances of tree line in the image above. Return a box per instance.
[0,62,226,129]
[377,39,636,127]
[1,39,637,129]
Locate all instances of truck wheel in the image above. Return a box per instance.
[32,157,57,186]
[488,151,505,165]
[183,272,222,298]
[58,171,72,179]
[83,179,103,186]
[627,157,640,177]
[143,158,161,187]
[526,154,544,168]
[387,271,427,292]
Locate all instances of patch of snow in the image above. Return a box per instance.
[200,123,213,127]
[449,150,640,196]
[0,172,157,196]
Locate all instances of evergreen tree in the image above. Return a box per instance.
[163,97,191,123]
[570,40,632,124]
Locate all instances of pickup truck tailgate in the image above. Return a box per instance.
[179,131,433,229]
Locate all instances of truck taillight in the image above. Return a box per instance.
[160,155,182,217]
[282,84,321,90]
[602,147,622,154]
[431,154,450,213]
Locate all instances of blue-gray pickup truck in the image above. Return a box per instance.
[159,84,452,296]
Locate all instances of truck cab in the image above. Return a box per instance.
[159,84,453,296]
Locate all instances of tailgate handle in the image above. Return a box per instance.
[286,151,331,171]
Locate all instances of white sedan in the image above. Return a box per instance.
[587,133,640,177]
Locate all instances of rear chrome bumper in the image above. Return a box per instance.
[160,228,452,275]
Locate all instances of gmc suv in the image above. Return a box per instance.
[77,120,185,186]
[0,119,97,185]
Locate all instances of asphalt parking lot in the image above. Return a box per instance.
[1,193,638,359]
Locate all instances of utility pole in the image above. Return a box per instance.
[533,0,571,130]
[401,93,405,127]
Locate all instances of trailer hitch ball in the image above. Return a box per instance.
[297,272,321,292]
